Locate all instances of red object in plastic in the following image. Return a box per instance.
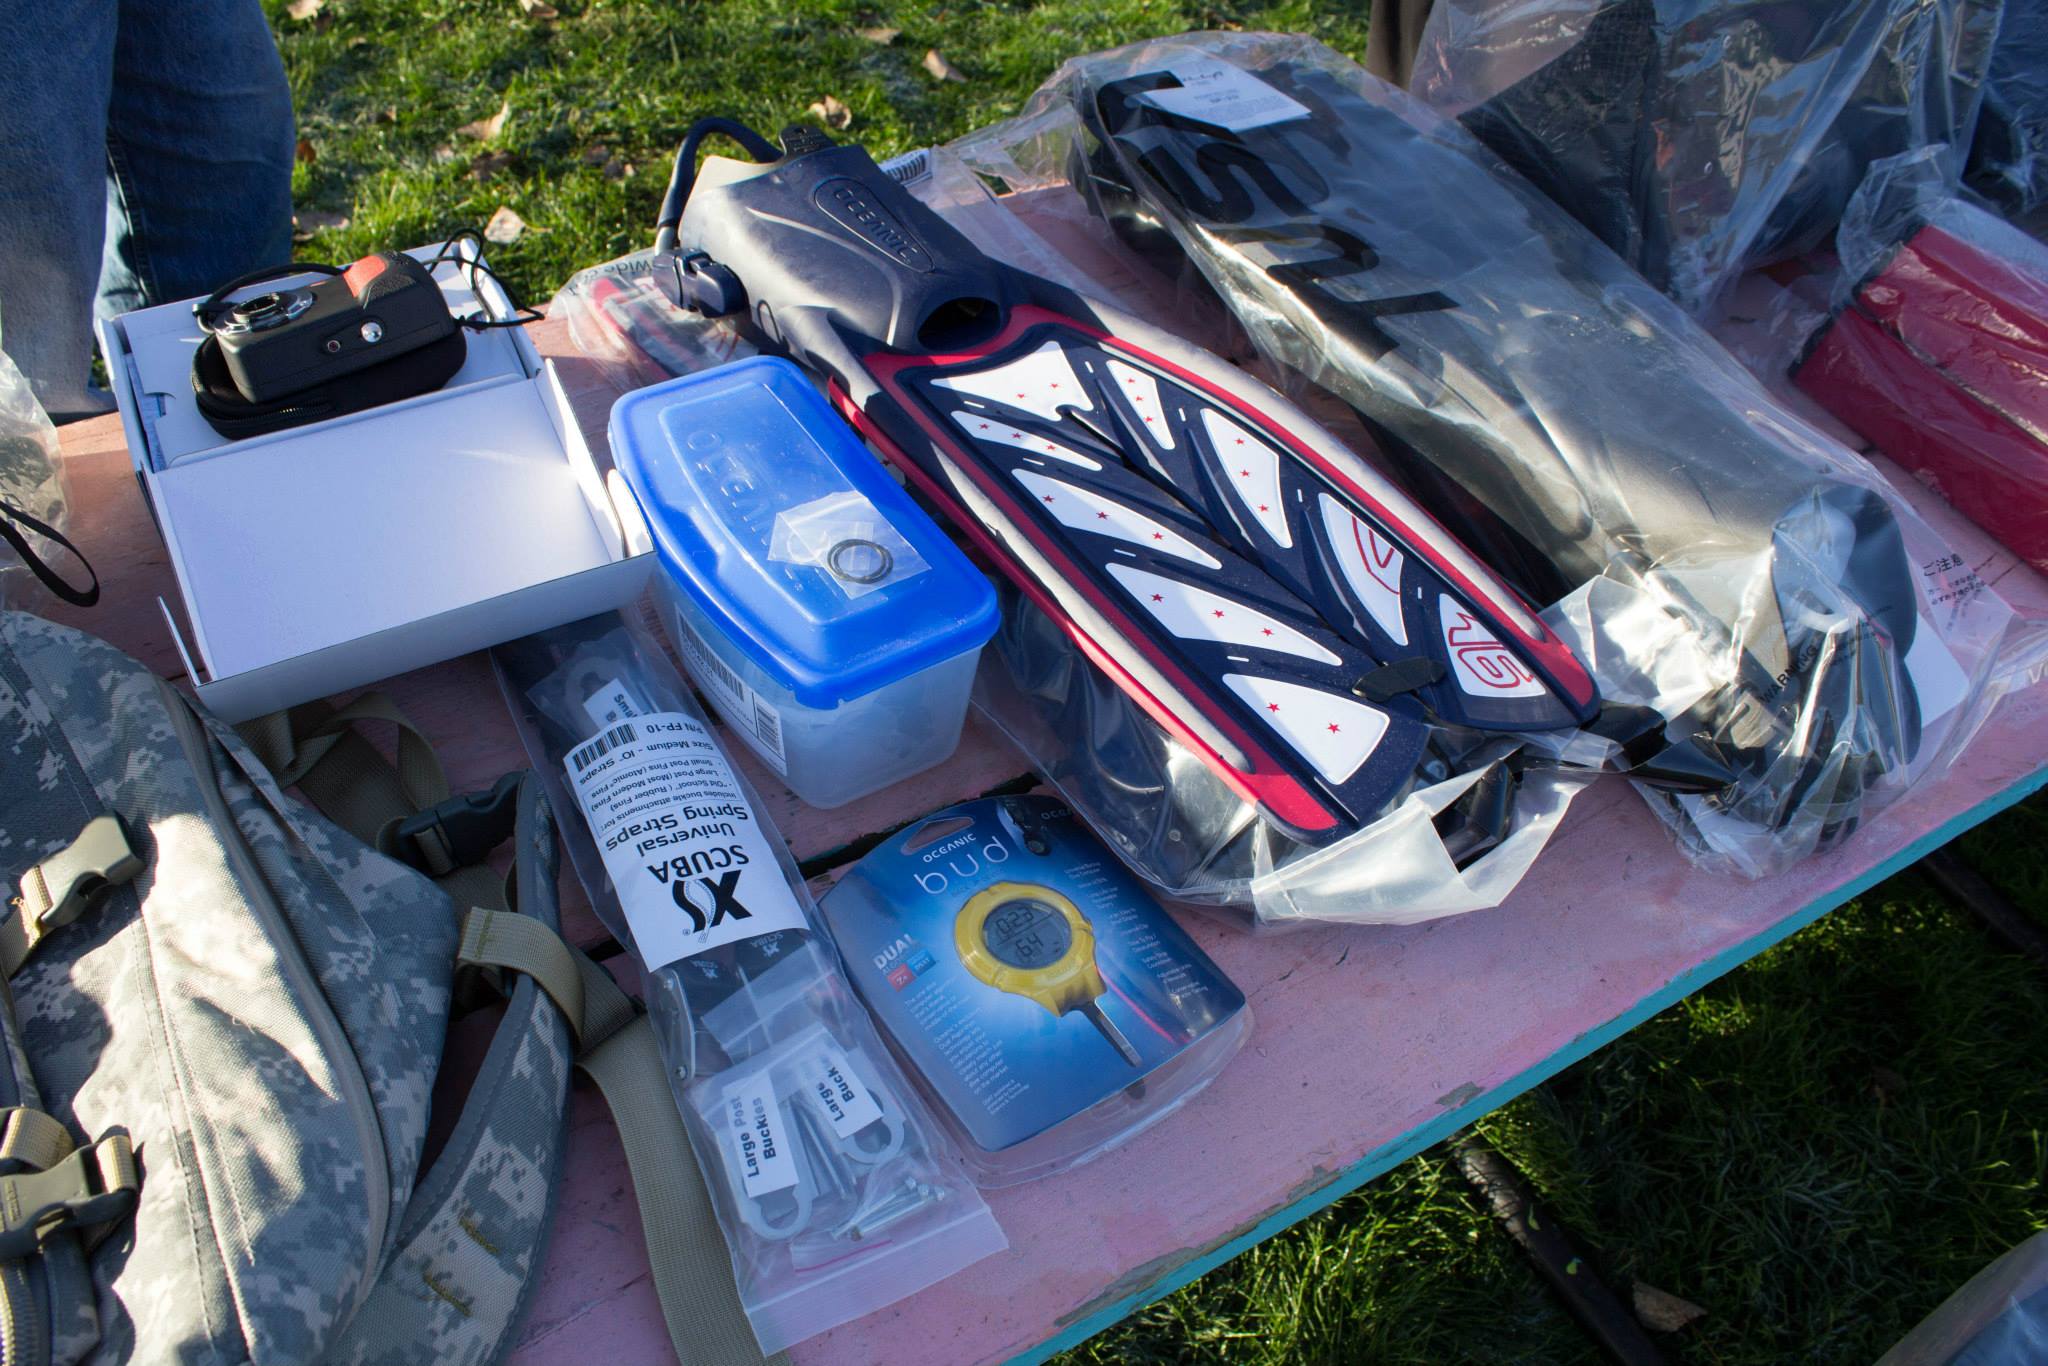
[1795,224,2048,573]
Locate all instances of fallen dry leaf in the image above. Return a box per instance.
[284,0,323,20]
[603,156,630,181]
[856,25,899,43]
[374,105,397,124]
[290,209,350,243]
[294,137,316,164]
[807,95,853,130]
[580,144,610,166]
[484,206,527,245]
[922,48,966,82]
[458,98,510,141]
[1633,1283,1708,1333]
[517,0,559,15]
[469,150,515,180]
[432,143,458,163]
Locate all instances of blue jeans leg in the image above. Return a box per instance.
[0,1,120,420]
[99,0,296,318]
[0,0,293,421]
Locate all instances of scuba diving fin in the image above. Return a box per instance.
[650,120,1600,844]
[1057,38,1931,855]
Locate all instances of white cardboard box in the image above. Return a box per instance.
[96,241,653,721]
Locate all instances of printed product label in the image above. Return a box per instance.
[564,710,807,970]
[1140,58,1312,132]
[724,1085,799,1197]
[580,676,645,730]
[673,611,790,776]
[797,1045,885,1138]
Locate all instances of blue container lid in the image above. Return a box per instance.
[610,356,998,708]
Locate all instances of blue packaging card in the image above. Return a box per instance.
[820,796,1245,1152]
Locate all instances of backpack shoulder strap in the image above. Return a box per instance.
[243,699,778,1366]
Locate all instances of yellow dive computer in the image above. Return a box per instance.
[955,882,1140,1066]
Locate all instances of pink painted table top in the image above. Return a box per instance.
[43,216,2048,1366]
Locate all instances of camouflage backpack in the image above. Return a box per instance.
[0,612,772,1366]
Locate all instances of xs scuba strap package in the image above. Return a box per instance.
[946,31,2018,878]
[820,796,1249,1185]
[491,614,1002,1355]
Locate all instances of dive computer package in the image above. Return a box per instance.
[493,614,1002,1355]
[820,796,1249,1186]
[946,31,2022,878]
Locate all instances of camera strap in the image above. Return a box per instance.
[0,500,98,608]
[189,327,468,440]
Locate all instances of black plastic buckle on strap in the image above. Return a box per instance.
[390,773,522,877]
[0,1136,139,1262]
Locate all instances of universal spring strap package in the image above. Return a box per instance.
[949,32,2019,878]
[492,614,1002,1355]
[1406,0,2003,317]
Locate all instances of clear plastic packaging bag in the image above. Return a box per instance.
[949,31,2020,878]
[1968,0,2048,218]
[549,250,759,390]
[491,613,1003,1354]
[1407,0,2003,317]
[0,340,84,611]
[971,583,1585,923]
[1792,147,2048,577]
[1877,1230,2048,1366]
[885,137,1591,927]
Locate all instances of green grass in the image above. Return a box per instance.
[275,0,1373,304]
[268,6,2048,1361]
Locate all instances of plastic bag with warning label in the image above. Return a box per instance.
[491,613,1002,1355]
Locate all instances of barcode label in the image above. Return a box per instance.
[752,701,782,753]
[686,626,748,703]
[672,611,790,776]
[570,723,638,772]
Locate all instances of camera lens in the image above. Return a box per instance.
[233,293,287,321]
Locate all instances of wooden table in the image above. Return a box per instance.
[45,274,2048,1366]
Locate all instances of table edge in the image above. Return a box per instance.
[1003,760,2048,1366]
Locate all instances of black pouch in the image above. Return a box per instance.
[189,327,467,440]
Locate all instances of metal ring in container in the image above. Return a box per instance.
[826,537,893,584]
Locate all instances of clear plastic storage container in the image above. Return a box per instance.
[610,356,999,807]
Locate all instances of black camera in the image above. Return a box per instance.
[197,251,459,404]
[190,249,483,438]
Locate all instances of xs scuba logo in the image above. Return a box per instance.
[647,845,755,934]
